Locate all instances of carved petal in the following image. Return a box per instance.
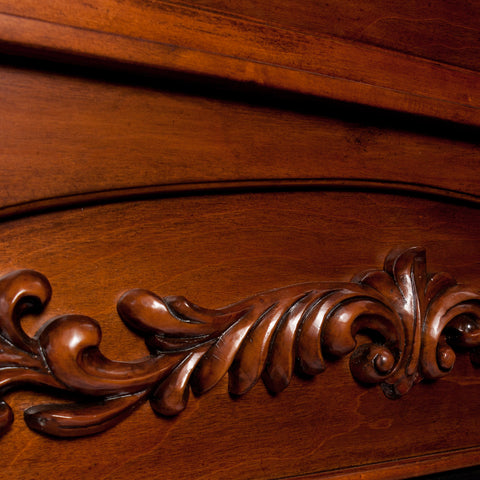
[0,400,13,436]
[24,390,149,437]
[151,345,211,416]
[0,247,478,439]
[229,301,288,395]
[0,270,51,354]
[37,315,187,396]
[422,286,480,378]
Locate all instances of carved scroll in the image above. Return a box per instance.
[0,247,479,438]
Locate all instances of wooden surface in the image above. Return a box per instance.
[0,2,479,126]
[2,246,479,437]
[3,0,480,71]
[0,192,480,478]
[0,60,478,219]
[169,0,480,72]
[0,1,479,478]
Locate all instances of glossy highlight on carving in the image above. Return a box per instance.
[0,247,479,438]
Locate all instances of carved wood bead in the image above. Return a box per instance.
[0,247,478,438]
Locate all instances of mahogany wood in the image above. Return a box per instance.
[0,1,479,479]
[179,0,480,72]
[3,0,479,72]
[0,192,479,478]
[0,4,479,126]
[1,247,478,438]
[0,62,478,217]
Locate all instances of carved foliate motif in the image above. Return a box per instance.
[0,247,478,438]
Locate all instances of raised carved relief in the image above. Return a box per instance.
[0,247,479,438]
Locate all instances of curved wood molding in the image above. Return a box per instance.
[0,247,479,438]
[2,179,480,223]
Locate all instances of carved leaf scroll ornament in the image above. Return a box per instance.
[0,247,479,438]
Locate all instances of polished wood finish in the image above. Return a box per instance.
[1,247,478,439]
[0,3,479,126]
[0,62,478,218]
[0,192,479,479]
[159,0,480,73]
[0,0,479,478]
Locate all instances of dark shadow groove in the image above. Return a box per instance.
[0,52,479,144]
[0,178,478,224]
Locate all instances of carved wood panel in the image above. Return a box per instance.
[0,246,478,438]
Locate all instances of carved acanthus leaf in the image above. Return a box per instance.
[0,247,478,438]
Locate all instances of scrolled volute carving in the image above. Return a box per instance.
[0,247,478,438]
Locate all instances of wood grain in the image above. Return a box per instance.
[0,2,479,477]
[2,247,478,438]
[0,62,478,217]
[0,3,478,125]
[0,192,479,478]
[179,0,480,72]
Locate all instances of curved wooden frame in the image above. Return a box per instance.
[0,246,479,438]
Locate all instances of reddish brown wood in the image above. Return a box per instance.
[3,0,480,71]
[0,247,478,440]
[0,191,478,478]
[177,0,480,72]
[294,447,480,479]
[0,1,479,478]
[119,246,480,401]
[0,63,479,217]
[0,4,478,126]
